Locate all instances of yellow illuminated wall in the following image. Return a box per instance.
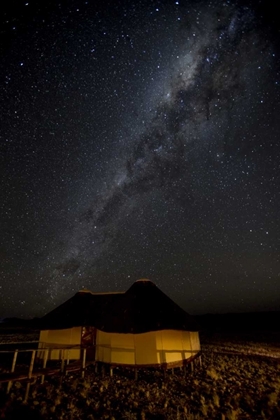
[38,327,200,365]
[95,329,200,366]
[190,331,200,352]
[134,332,157,365]
[38,327,82,360]
[155,330,199,364]
[96,331,135,364]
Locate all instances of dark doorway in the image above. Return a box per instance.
[81,326,96,361]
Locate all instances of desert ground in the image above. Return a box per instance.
[0,329,279,419]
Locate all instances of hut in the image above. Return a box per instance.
[38,279,200,368]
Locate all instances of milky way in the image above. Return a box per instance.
[1,0,280,317]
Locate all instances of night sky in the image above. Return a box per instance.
[1,0,280,319]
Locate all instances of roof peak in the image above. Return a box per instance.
[78,289,124,295]
[134,278,154,283]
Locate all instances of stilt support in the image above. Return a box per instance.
[81,348,86,378]
[61,349,65,373]
[24,350,36,402]
[41,348,49,384]
[7,349,18,394]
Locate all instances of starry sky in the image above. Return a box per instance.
[1,0,280,319]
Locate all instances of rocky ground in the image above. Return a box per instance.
[0,332,279,419]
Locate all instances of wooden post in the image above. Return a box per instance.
[81,348,86,378]
[43,348,49,368]
[24,350,36,402]
[110,366,113,377]
[95,362,98,373]
[199,355,202,368]
[7,349,19,394]
[11,349,18,372]
[61,349,65,373]
[28,350,36,378]
[25,383,31,402]
[191,361,194,372]
[41,348,49,384]
[65,349,70,376]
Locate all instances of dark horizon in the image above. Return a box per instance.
[2,308,280,336]
[1,281,280,320]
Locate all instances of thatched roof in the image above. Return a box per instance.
[40,279,198,333]
[40,290,124,330]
